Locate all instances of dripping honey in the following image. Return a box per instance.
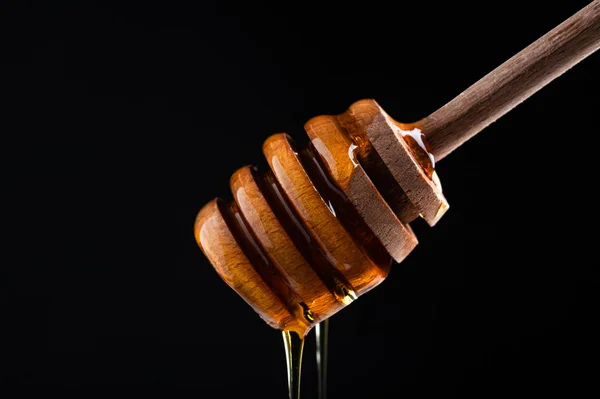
[282,329,305,399]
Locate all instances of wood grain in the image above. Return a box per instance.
[346,100,449,226]
[422,0,600,160]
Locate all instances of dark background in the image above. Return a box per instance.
[2,0,599,397]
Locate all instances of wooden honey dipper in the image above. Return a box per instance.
[195,1,600,342]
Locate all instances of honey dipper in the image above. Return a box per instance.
[194,3,600,395]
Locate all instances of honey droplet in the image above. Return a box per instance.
[396,127,435,179]
[299,302,315,323]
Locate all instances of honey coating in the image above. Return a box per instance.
[395,126,435,179]
[259,170,357,306]
[230,166,344,322]
[263,134,389,295]
[304,115,417,262]
[193,99,449,334]
[194,199,299,332]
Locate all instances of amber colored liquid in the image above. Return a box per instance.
[253,168,358,307]
[282,329,305,399]
[396,126,436,179]
[299,143,392,274]
[282,319,329,399]
[315,319,329,399]
[218,200,312,333]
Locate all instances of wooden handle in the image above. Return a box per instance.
[422,0,600,161]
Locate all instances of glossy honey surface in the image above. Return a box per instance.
[194,99,447,336]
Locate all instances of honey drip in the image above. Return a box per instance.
[281,319,329,399]
[315,319,330,399]
[282,330,305,399]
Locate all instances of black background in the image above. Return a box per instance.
[2,0,599,397]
